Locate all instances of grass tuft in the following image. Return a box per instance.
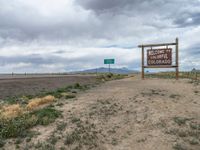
[0,104,23,119]
[0,107,61,138]
[0,138,5,148]
[65,94,76,99]
[173,143,187,150]
[26,95,55,110]
[173,117,189,126]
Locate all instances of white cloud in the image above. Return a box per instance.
[0,0,200,73]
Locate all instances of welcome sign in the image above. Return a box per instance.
[147,48,172,66]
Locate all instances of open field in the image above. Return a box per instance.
[145,72,200,80]
[0,75,97,100]
[0,74,199,150]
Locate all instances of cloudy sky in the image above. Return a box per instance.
[0,0,200,73]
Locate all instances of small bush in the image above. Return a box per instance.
[0,104,23,119]
[4,97,19,104]
[106,73,113,78]
[190,123,200,130]
[26,95,55,110]
[34,142,55,150]
[170,94,180,99]
[64,119,98,148]
[32,107,61,126]
[74,83,81,89]
[173,117,188,126]
[65,131,80,145]
[65,95,76,99]
[57,122,67,131]
[48,136,58,145]
[56,88,66,93]
[173,143,187,150]
[189,138,199,145]
[0,138,5,148]
[0,107,61,138]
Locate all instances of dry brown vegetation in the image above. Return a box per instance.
[26,95,55,110]
[0,104,23,119]
[0,95,55,120]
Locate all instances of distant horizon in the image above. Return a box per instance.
[0,66,198,74]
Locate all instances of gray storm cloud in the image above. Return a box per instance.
[0,0,200,73]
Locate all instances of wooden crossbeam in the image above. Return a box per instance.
[138,42,176,48]
[144,65,177,68]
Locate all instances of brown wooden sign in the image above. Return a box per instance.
[147,48,172,66]
[138,38,179,80]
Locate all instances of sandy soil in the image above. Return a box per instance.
[4,76,200,150]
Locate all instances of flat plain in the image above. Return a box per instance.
[0,74,199,150]
[0,75,97,99]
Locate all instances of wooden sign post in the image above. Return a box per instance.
[138,38,179,80]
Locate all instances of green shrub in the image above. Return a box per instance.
[173,117,188,126]
[0,107,61,139]
[56,88,66,93]
[173,143,187,150]
[74,83,81,89]
[31,107,62,126]
[56,122,67,131]
[0,138,5,148]
[106,73,113,78]
[65,95,76,99]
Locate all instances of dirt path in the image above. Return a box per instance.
[64,76,199,150]
[5,76,200,150]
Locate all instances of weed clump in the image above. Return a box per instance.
[97,73,127,82]
[173,117,189,126]
[189,138,199,145]
[64,118,98,149]
[170,94,180,99]
[56,122,67,131]
[0,107,61,139]
[34,141,55,150]
[0,104,23,119]
[0,138,5,148]
[173,143,187,150]
[31,107,61,126]
[165,117,200,150]
[26,95,55,110]
[106,73,113,78]
[65,94,76,99]
[74,83,81,89]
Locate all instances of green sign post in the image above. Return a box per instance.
[104,59,115,73]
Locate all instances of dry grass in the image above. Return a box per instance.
[0,95,55,119]
[0,104,23,119]
[26,95,55,110]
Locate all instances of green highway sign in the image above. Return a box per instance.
[104,59,115,64]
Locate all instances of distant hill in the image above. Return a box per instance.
[191,68,200,72]
[73,67,138,74]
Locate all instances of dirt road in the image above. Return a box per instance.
[5,76,200,150]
